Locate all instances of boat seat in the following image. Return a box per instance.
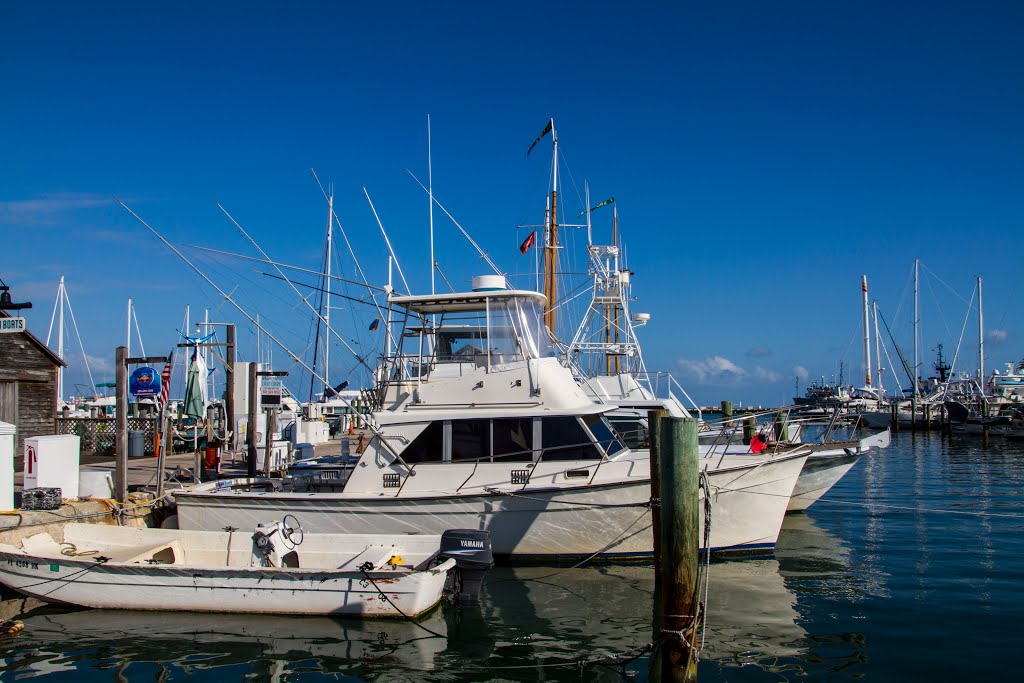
[102,540,184,565]
[339,545,405,570]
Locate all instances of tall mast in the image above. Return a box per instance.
[873,300,884,394]
[612,206,620,375]
[544,121,559,335]
[913,259,919,397]
[427,114,435,296]
[978,275,984,385]
[324,191,334,397]
[126,298,132,357]
[861,275,872,388]
[57,277,65,401]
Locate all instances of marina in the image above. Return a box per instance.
[1,429,1020,680]
[3,3,1023,680]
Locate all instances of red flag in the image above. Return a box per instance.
[159,349,174,405]
[519,231,536,254]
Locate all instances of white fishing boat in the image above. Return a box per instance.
[786,428,890,512]
[0,519,470,617]
[174,282,810,559]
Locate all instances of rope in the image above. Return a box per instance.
[357,568,445,638]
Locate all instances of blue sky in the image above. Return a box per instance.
[2,1,1021,406]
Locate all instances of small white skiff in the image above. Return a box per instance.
[0,521,456,618]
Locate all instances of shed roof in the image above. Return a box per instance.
[0,311,66,368]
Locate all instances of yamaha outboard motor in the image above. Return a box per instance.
[439,529,494,606]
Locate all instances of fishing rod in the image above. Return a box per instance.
[405,168,504,276]
[214,201,376,376]
[310,168,388,323]
[115,197,381,433]
[183,243,386,292]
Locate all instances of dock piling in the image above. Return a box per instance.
[742,415,757,445]
[652,416,701,683]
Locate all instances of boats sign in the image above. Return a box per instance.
[0,317,26,334]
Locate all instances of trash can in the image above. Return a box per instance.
[128,430,145,458]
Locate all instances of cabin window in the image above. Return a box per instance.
[541,417,602,461]
[608,416,649,449]
[583,414,627,456]
[436,328,486,362]
[450,419,489,462]
[401,422,444,464]
[492,418,534,462]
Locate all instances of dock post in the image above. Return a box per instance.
[115,346,128,504]
[648,409,669,572]
[742,415,757,445]
[720,400,733,429]
[773,411,789,442]
[924,404,932,430]
[890,403,899,432]
[247,362,258,477]
[653,416,701,683]
[225,324,236,450]
[262,407,277,475]
[982,401,990,447]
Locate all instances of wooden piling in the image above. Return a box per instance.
[653,416,700,683]
[648,409,669,575]
[262,407,277,475]
[114,346,128,504]
[891,402,900,432]
[720,400,733,429]
[773,412,789,442]
[247,362,258,477]
[742,415,756,445]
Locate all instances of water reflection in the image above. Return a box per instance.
[0,548,821,682]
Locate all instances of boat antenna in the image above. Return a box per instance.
[363,187,411,295]
[428,114,435,295]
[213,200,373,374]
[405,169,503,276]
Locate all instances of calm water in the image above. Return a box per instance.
[2,430,1022,681]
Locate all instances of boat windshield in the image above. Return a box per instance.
[487,296,554,362]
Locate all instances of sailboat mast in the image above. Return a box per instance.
[978,275,984,384]
[428,114,435,296]
[544,123,559,335]
[873,301,884,394]
[325,191,334,397]
[126,298,132,357]
[612,206,620,376]
[913,259,919,397]
[861,276,872,387]
[58,277,65,401]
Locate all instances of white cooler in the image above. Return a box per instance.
[24,434,81,499]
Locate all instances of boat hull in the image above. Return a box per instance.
[0,552,453,617]
[787,451,862,512]
[174,453,809,560]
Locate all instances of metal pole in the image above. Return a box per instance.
[263,407,277,475]
[115,346,128,503]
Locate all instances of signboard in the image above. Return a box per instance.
[0,317,26,334]
[129,366,161,397]
[261,385,282,407]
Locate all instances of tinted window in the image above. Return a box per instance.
[542,417,601,461]
[584,414,627,456]
[492,418,534,462]
[401,422,443,464]
[451,419,489,462]
[608,417,649,449]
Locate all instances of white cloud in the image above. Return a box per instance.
[754,366,781,382]
[83,353,114,375]
[677,355,747,384]
[986,329,1008,344]
[0,193,111,225]
[793,365,810,381]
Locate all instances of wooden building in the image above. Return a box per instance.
[0,312,65,459]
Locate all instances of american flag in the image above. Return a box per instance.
[159,349,174,405]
